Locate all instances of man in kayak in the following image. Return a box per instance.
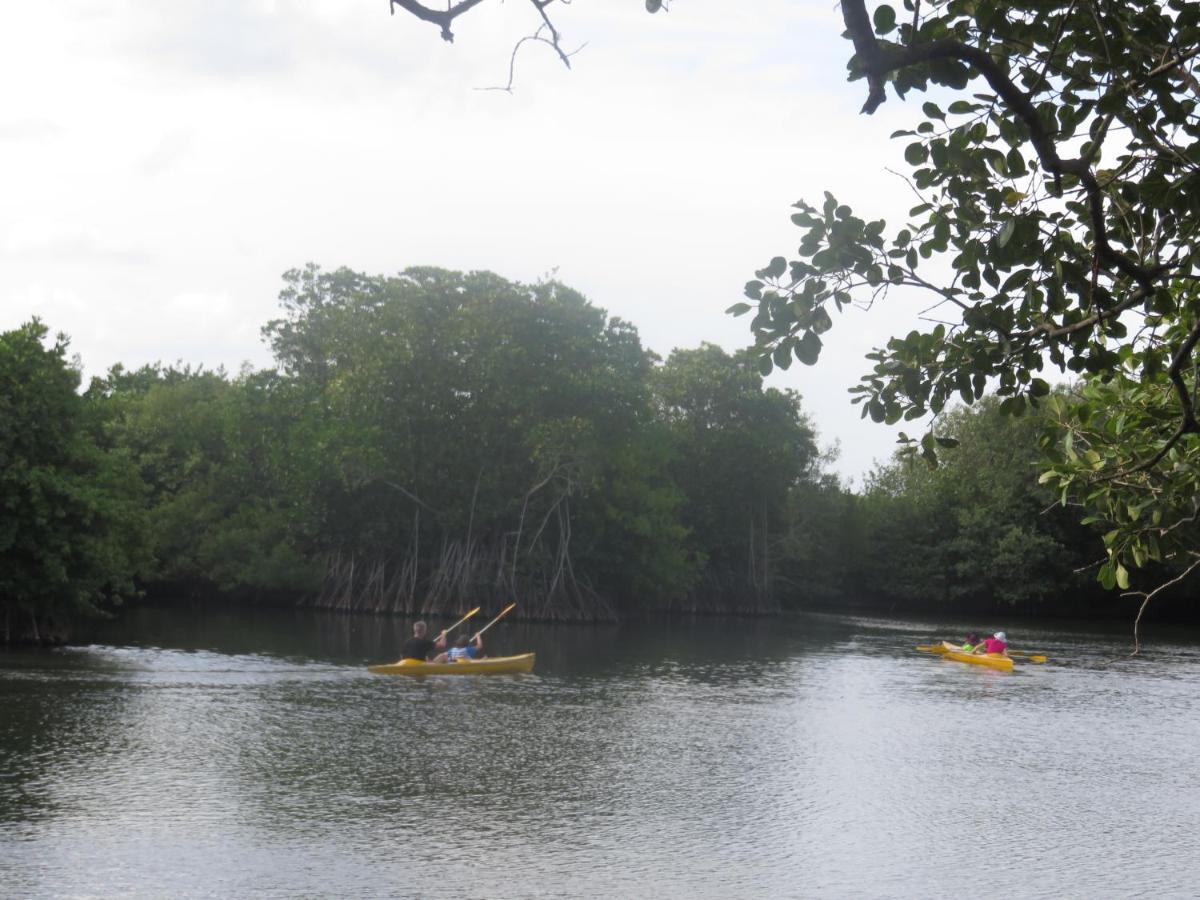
[400,621,445,662]
[973,631,1008,655]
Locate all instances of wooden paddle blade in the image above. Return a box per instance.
[474,602,518,638]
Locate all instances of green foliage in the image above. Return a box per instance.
[776,473,865,608]
[740,0,1200,594]
[856,397,1101,609]
[267,268,655,538]
[87,364,321,596]
[1038,332,1200,592]
[654,344,821,607]
[0,321,149,633]
[70,266,839,616]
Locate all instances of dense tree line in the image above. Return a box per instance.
[848,396,1110,613]
[0,267,1165,643]
[1,268,828,638]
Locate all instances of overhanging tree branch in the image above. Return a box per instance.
[389,0,490,42]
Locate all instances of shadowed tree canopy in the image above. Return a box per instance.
[734,0,1198,638]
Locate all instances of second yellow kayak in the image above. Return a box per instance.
[942,648,1013,672]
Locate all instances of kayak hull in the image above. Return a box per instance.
[942,648,1013,672]
[369,653,535,676]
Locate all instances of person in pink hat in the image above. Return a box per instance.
[974,631,1009,655]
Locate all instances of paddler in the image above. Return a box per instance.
[443,632,484,663]
[960,632,982,652]
[400,620,446,662]
[973,631,1008,655]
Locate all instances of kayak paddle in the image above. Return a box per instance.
[473,602,517,639]
[437,606,481,642]
[1008,650,1048,663]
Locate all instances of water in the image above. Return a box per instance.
[2,607,1199,898]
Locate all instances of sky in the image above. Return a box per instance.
[0,0,933,483]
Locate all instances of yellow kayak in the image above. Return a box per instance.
[942,648,1014,672]
[368,653,535,676]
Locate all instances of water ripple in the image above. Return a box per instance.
[3,612,1200,898]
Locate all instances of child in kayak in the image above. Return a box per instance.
[444,632,484,662]
[973,632,1008,655]
[959,633,982,652]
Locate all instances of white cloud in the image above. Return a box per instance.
[1,221,151,264]
[0,118,62,141]
[0,0,929,479]
[138,129,196,175]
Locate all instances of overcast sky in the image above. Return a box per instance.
[0,1,932,482]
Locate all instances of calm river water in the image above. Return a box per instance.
[2,607,1199,899]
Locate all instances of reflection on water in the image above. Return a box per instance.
[2,607,1199,898]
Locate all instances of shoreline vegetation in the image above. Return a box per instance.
[2,266,1195,646]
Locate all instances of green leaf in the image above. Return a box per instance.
[773,342,793,370]
[1000,269,1031,292]
[726,303,752,316]
[795,330,823,365]
[996,219,1016,248]
[873,4,897,34]
[811,307,834,334]
[904,142,929,165]
[1115,564,1130,590]
[1098,562,1116,590]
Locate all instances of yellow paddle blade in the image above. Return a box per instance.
[474,602,518,638]
[436,607,483,640]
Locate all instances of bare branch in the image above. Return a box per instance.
[477,25,586,93]
[1115,552,1200,658]
[389,0,490,42]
